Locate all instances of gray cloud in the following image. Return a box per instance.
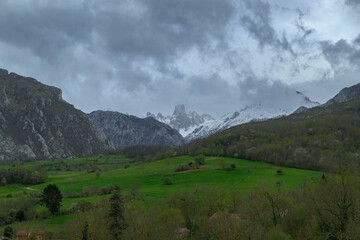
[0,0,358,117]
[355,34,360,46]
[97,0,235,61]
[320,37,360,70]
[239,0,295,54]
[346,0,360,6]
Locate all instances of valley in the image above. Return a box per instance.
[0,154,321,237]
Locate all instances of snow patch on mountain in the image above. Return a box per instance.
[186,91,319,141]
[148,90,319,141]
[147,105,215,138]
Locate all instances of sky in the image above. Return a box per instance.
[0,0,359,117]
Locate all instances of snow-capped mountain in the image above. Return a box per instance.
[148,91,319,141]
[147,105,214,137]
[186,91,319,141]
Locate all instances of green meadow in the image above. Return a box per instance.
[0,154,321,232]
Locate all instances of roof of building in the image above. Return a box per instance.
[17,230,31,236]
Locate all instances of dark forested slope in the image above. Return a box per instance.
[179,98,360,170]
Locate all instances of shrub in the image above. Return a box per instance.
[226,164,236,171]
[175,164,190,172]
[163,177,173,185]
[195,155,206,165]
[268,228,291,240]
[3,226,14,238]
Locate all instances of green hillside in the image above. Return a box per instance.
[0,154,321,237]
[179,98,360,172]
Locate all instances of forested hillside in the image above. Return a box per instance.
[179,98,360,171]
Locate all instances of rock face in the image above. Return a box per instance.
[150,91,319,142]
[88,110,185,149]
[294,83,360,113]
[147,105,214,137]
[323,83,360,107]
[0,68,110,161]
[187,91,319,141]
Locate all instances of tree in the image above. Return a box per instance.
[108,186,126,239]
[95,170,101,179]
[15,209,25,222]
[218,158,229,169]
[40,184,63,215]
[195,155,206,165]
[3,226,14,238]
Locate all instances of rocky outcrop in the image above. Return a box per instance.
[323,83,360,107]
[88,110,185,149]
[147,105,214,137]
[0,68,110,160]
[293,83,360,114]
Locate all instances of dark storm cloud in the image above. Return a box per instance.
[0,1,93,62]
[0,0,234,62]
[96,0,235,61]
[0,0,358,117]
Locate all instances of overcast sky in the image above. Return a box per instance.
[0,0,359,117]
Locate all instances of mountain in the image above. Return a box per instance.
[88,110,185,149]
[152,91,319,142]
[0,68,110,161]
[186,91,319,141]
[323,83,360,107]
[180,96,360,171]
[147,105,214,137]
[294,83,360,113]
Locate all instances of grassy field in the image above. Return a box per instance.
[0,154,321,233]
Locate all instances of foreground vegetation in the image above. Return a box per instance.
[0,154,323,239]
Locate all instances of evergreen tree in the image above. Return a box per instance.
[108,186,126,239]
[15,209,25,222]
[40,184,63,215]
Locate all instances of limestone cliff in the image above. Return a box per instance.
[0,68,110,160]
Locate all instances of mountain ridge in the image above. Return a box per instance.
[89,110,185,149]
[149,90,319,141]
[0,68,110,160]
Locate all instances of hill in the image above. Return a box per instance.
[0,68,110,160]
[88,110,185,149]
[179,97,360,171]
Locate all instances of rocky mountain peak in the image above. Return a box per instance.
[173,104,187,116]
[88,110,184,149]
[0,68,110,160]
[323,83,360,107]
[147,105,215,138]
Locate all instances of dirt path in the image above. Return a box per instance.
[24,187,40,191]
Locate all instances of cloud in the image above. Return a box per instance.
[0,0,358,117]
[346,0,360,6]
[320,37,360,71]
[238,0,295,54]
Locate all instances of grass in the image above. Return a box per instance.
[0,155,321,198]
[0,154,321,233]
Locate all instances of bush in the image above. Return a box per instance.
[3,226,14,238]
[268,228,291,240]
[195,155,206,165]
[163,177,173,185]
[226,164,236,171]
[175,164,190,172]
